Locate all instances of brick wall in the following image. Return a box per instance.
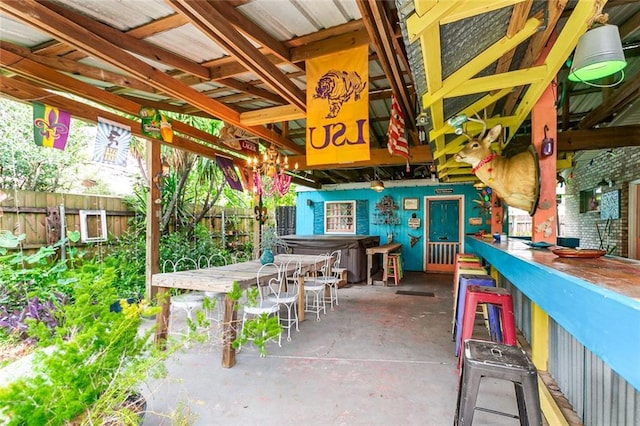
[562,146,640,257]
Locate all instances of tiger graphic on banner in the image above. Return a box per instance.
[306,45,369,166]
[313,70,367,119]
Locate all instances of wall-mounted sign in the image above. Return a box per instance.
[469,217,483,226]
[435,188,453,194]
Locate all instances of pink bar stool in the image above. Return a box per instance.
[457,285,517,370]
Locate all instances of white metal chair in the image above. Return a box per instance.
[303,254,329,321]
[203,253,229,324]
[267,257,301,342]
[322,250,342,310]
[238,262,282,351]
[163,257,204,337]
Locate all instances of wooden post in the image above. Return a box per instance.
[145,140,161,301]
[490,192,503,235]
[221,295,237,368]
[531,80,558,244]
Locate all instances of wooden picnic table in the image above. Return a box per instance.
[152,253,326,368]
[366,243,402,286]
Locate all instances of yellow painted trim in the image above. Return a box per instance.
[538,374,570,426]
[446,66,546,98]
[421,25,442,93]
[421,17,541,109]
[513,1,599,137]
[430,115,518,141]
[531,302,549,369]
[407,1,461,42]
[443,0,526,24]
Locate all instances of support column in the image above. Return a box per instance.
[145,140,161,301]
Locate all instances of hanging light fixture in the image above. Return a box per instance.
[568,24,627,84]
[370,179,385,192]
[247,144,298,197]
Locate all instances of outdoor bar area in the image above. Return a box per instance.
[466,236,640,424]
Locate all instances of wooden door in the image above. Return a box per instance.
[425,197,461,272]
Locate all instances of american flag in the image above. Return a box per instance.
[387,94,410,172]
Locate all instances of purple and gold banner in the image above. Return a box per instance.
[32,102,71,150]
[306,45,369,165]
[215,154,243,192]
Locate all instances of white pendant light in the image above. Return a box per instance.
[568,25,626,84]
[370,180,385,192]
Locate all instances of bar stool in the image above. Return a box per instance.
[457,285,517,369]
[454,275,501,357]
[455,339,542,426]
[386,253,402,286]
[452,266,487,338]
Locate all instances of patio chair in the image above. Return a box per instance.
[322,250,342,310]
[203,253,229,324]
[238,262,282,352]
[303,254,329,321]
[163,257,204,337]
[267,257,301,342]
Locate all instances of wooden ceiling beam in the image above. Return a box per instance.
[288,145,433,170]
[0,0,303,155]
[170,0,306,112]
[43,1,211,80]
[209,1,294,67]
[510,125,640,151]
[357,0,417,144]
[577,73,640,129]
[0,48,242,155]
[0,75,235,161]
[0,41,159,94]
[215,77,286,105]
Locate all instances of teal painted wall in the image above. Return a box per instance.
[295,182,488,271]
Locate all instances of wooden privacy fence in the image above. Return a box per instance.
[0,190,134,249]
[0,190,255,251]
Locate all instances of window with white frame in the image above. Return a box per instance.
[79,210,108,243]
[324,201,355,234]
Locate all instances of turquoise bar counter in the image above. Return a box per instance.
[465,236,640,392]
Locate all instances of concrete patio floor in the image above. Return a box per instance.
[141,272,531,425]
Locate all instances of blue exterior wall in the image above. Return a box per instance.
[295,181,487,271]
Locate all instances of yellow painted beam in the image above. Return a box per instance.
[443,0,526,24]
[430,115,519,141]
[440,175,475,183]
[413,0,437,18]
[240,105,305,126]
[556,152,573,170]
[406,1,461,43]
[421,24,442,94]
[445,65,546,98]
[513,1,600,137]
[538,376,570,426]
[421,17,541,109]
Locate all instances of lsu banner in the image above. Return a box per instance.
[32,102,71,150]
[387,94,410,172]
[215,154,243,192]
[93,118,131,168]
[306,45,369,165]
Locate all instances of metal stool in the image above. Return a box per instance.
[457,285,517,369]
[455,339,542,426]
[454,274,500,356]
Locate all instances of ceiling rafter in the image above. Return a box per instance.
[169,0,306,112]
[0,0,303,155]
[0,47,240,156]
[577,72,640,129]
[357,0,417,144]
[0,75,235,161]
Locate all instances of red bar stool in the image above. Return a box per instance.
[457,285,517,370]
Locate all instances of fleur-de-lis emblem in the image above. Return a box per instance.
[34,108,68,141]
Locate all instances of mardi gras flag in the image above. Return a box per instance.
[32,102,71,150]
[140,107,173,143]
[93,118,131,168]
[387,94,410,172]
[215,154,243,192]
[306,45,369,165]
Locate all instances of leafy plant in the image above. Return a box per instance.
[0,266,163,425]
[259,225,288,253]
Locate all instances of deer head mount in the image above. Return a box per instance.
[454,121,540,215]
